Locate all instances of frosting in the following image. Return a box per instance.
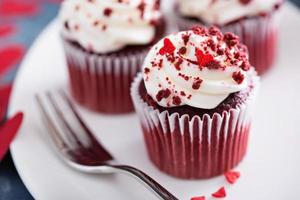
[143,26,252,109]
[60,0,161,53]
[178,0,281,25]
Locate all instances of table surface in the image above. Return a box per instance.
[0,1,299,200]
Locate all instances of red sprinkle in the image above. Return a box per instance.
[225,171,241,184]
[195,49,214,68]
[191,196,205,200]
[232,71,245,84]
[159,38,176,55]
[211,187,226,198]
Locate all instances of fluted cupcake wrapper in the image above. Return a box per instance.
[176,12,280,75]
[131,73,259,179]
[62,39,147,114]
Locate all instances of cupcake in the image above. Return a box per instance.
[175,0,283,75]
[60,0,164,114]
[131,26,259,179]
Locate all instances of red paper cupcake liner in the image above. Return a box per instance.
[176,12,280,75]
[131,73,259,179]
[62,39,146,114]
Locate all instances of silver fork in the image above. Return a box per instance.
[35,91,178,200]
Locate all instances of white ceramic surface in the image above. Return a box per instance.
[9,3,300,200]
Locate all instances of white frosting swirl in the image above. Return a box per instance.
[178,0,280,25]
[143,28,251,109]
[60,0,161,53]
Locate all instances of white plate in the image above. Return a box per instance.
[9,3,300,200]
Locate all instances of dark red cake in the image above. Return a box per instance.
[131,26,259,179]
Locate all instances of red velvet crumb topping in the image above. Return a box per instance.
[232,71,245,84]
[103,8,113,17]
[156,89,171,102]
[172,96,181,105]
[192,78,203,90]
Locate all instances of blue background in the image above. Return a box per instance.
[0,1,299,199]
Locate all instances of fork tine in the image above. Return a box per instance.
[35,95,71,152]
[59,90,113,161]
[46,92,84,150]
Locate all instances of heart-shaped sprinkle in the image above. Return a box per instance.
[225,171,241,184]
[195,48,214,68]
[159,38,175,55]
[212,187,226,198]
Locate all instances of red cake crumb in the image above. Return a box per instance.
[224,32,239,47]
[172,96,182,105]
[182,32,191,45]
[192,78,203,90]
[103,8,113,17]
[211,187,226,198]
[174,58,183,70]
[232,71,245,84]
[156,89,171,102]
[179,47,187,55]
[144,67,150,74]
[192,26,208,36]
[239,0,252,5]
[225,171,241,184]
[159,38,176,55]
[137,1,146,18]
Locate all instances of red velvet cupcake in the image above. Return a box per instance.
[60,0,164,114]
[175,0,283,75]
[131,26,259,179]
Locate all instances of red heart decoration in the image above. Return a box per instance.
[0,84,12,122]
[225,171,241,184]
[0,24,16,38]
[211,187,226,198]
[0,1,39,16]
[159,38,176,55]
[0,112,24,161]
[0,45,24,76]
[195,48,214,68]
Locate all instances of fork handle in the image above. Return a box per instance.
[112,165,179,200]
